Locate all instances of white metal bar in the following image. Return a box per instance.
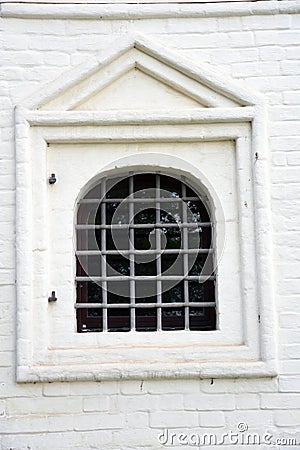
[101,179,108,331]
[156,174,162,331]
[76,222,211,229]
[129,175,136,331]
[76,275,215,281]
[76,249,213,256]
[75,302,216,309]
[182,182,190,331]
[80,197,199,204]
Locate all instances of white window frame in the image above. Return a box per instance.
[15,34,277,382]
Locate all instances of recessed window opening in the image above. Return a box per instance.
[76,172,216,332]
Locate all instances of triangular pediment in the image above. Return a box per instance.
[21,34,262,112]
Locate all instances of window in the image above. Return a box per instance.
[15,34,276,381]
[76,172,216,333]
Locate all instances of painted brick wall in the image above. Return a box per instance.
[0,2,300,449]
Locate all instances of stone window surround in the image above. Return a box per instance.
[14,34,277,382]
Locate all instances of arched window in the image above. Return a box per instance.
[76,172,216,333]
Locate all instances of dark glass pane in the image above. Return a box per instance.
[136,308,157,331]
[201,226,212,249]
[134,228,154,250]
[106,202,128,225]
[77,255,102,277]
[106,178,129,199]
[188,228,202,250]
[87,308,102,318]
[77,309,102,332]
[107,280,130,304]
[108,309,130,332]
[188,253,213,276]
[160,175,182,198]
[162,307,185,330]
[107,229,129,250]
[185,185,197,198]
[188,282,204,303]
[84,184,101,199]
[189,307,216,330]
[162,282,184,303]
[134,174,156,196]
[134,206,156,225]
[161,254,184,276]
[76,230,101,250]
[136,280,156,303]
[107,255,130,276]
[88,281,102,303]
[76,280,103,332]
[77,203,98,225]
[186,200,209,224]
[188,280,215,303]
[135,259,157,276]
[164,227,182,249]
[160,202,182,225]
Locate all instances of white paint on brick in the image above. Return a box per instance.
[0,2,299,447]
[199,411,225,427]
[274,410,300,427]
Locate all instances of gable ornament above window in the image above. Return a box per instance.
[15,33,277,382]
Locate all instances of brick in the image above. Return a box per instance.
[226,410,274,431]
[286,47,300,60]
[120,380,146,395]
[158,394,184,411]
[168,18,217,33]
[279,377,300,393]
[200,378,277,393]
[6,397,82,415]
[69,381,119,395]
[259,46,286,61]
[280,345,300,360]
[227,31,254,47]
[73,413,124,431]
[42,382,71,397]
[217,17,242,32]
[235,394,260,410]
[261,394,300,409]
[273,167,300,184]
[280,360,300,375]
[272,152,287,166]
[115,394,159,413]
[287,152,300,166]
[124,412,149,428]
[255,30,300,46]
[199,411,225,427]
[281,61,300,76]
[0,400,6,417]
[280,314,300,329]
[270,106,300,122]
[242,15,290,30]
[83,396,109,412]
[210,48,258,64]
[274,410,300,427]
[0,416,49,434]
[149,411,198,428]
[232,61,280,77]
[184,393,235,411]
[145,379,201,394]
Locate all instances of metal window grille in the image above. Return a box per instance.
[76,173,216,332]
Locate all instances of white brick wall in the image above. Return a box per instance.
[0,1,300,449]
